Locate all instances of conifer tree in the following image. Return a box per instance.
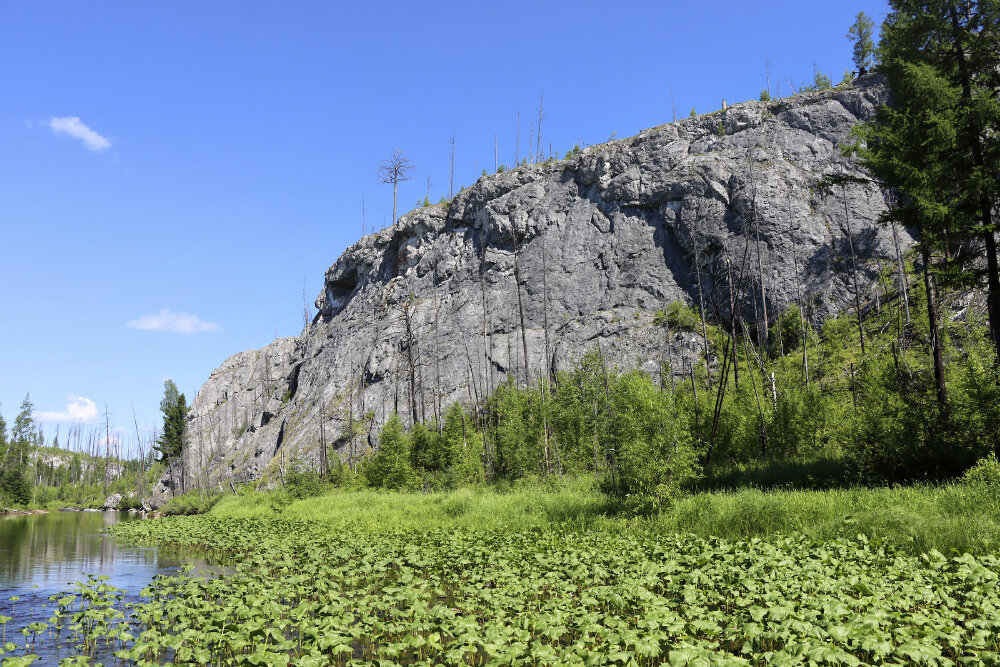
[847,11,876,73]
[363,413,415,490]
[154,380,187,461]
[853,0,1000,375]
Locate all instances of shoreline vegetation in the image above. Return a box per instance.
[4,4,1000,662]
[42,474,998,665]
[147,465,1000,558]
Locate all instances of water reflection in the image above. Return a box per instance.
[0,511,220,664]
[0,511,152,593]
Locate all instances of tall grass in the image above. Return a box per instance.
[658,483,1000,555]
[206,475,1000,555]
[211,476,618,532]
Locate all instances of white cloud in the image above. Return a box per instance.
[48,116,111,152]
[36,395,99,423]
[127,309,218,334]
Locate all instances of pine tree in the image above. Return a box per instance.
[847,11,876,73]
[11,394,34,451]
[853,0,1000,368]
[1,399,31,505]
[363,413,415,490]
[154,380,187,461]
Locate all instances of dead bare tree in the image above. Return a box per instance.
[819,173,867,356]
[400,299,420,425]
[692,208,713,389]
[891,211,911,326]
[746,146,769,343]
[541,231,551,382]
[447,131,456,199]
[788,194,810,384]
[527,121,534,163]
[377,149,414,226]
[513,236,531,385]
[479,233,494,399]
[515,111,520,165]
[535,93,544,164]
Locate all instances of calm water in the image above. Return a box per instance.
[0,510,216,663]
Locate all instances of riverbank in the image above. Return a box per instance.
[162,472,1000,556]
[0,477,985,665]
[94,489,1000,665]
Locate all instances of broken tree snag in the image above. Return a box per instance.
[513,235,530,386]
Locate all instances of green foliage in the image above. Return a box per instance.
[0,468,30,506]
[1,396,33,506]
[846,11,876,72]
[563,145,582,159]
[769,304,818,357]
[154,380,187,462]
[284,466,330,500]
[689,107,696,117]
[362,413,416,490]
[653,300,701,331]
[962,453,1000,491]
[73,511,1000,664]
[160,490,222,516]
[759,89,771,101]
[800,70,833,92]
[11,395,34,447]
[852,0,1000,295]
[715,120,725,136]
[411,404,482,490]
[496,163,506,173]
[599,371,700,512]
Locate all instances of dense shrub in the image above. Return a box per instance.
[285,467,329,499]
[0,468,30,506]
[161,490,222,516]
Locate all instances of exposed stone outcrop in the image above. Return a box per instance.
[151,75,907,504]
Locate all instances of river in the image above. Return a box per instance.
[0,510,215,664]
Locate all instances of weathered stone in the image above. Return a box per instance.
[152,76,907,503]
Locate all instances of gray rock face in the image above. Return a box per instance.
[152,76,907,502]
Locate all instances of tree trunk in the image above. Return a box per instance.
[948,5,1000,364]
[892,221,911,326]
[392,180,398,226]
[541,232,551,382]
[922,245,948,408]
[513,239,530,386]
[841,184,866,356]
[693,232,713,390]
[789,213,810,385]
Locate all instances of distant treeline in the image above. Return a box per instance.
[0,398,159,508]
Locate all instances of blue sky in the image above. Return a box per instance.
[0,0,889,455]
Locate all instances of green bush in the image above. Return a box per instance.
[285,467,329,500]
[653,301,701,331]
[962,454,1000,490]
[0,468,30,506]
[161,490,222,516]
[362,414,418,490]
[598,371,701,513]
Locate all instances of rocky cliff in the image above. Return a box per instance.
[152,75,907,503]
